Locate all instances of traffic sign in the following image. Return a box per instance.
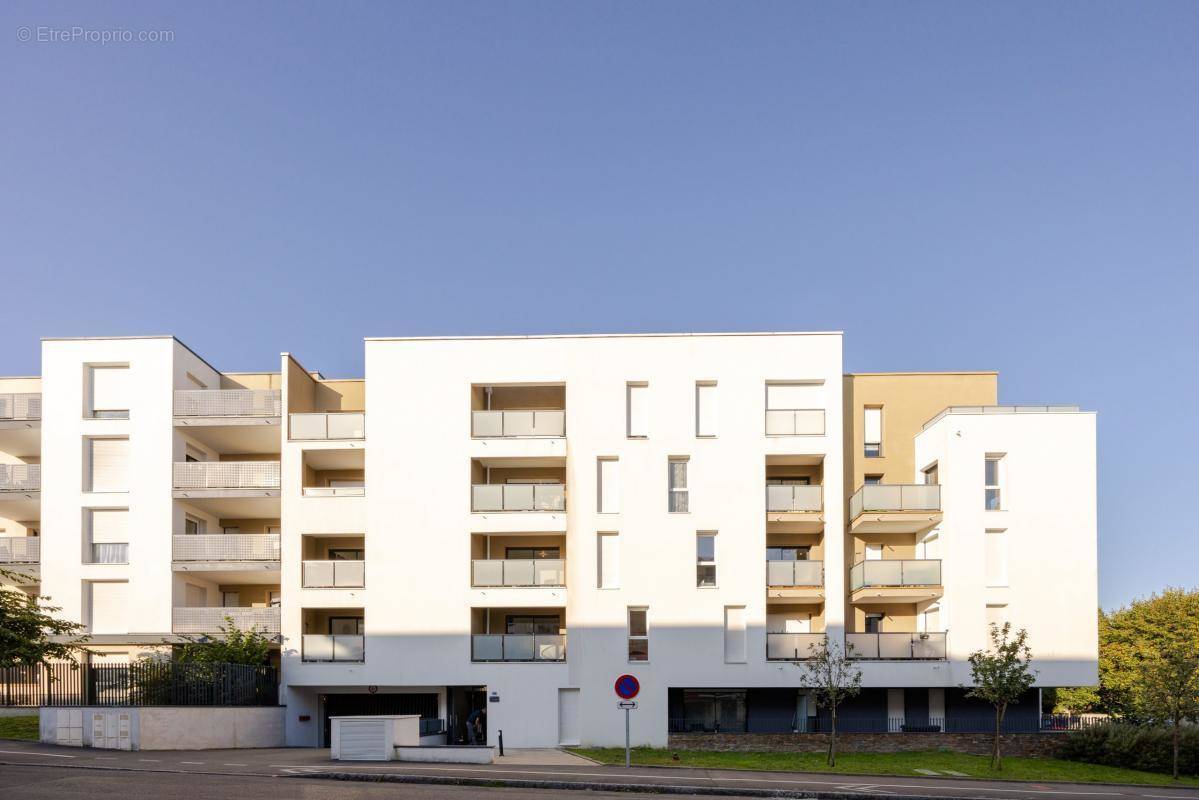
[614,674,640,700]
[617,700,638,709]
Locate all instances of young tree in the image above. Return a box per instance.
[797,638,862,766]
[966,622,1036,771]
[177,616,273,665]
[1137,640,1199,780]
[0,567,89,668]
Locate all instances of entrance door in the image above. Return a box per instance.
[557,688,580,746]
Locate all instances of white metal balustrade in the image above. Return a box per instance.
[849,484,941,518]
[766,560,823,587]
[0,464,40,492]
[172,606,280,635]
[0,393,41,420]
[471,559,565,587]
[471,484,565,512]
[765,408,825,436]
[471,634,566,662]
[765,484,822,513]
[850,559,942,590]
[173,534,281,562]
[0,536,39,563]
[302,634,365,662]
[173,389,281,417]
[846,632,947,660]
[289,413,365,440]
[172,462,280,490]
[302,560,365,588]
[766,633,827,660]
[922,404,1082,430]
[471,410,565,438]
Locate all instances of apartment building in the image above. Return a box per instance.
[0,332,1098,748]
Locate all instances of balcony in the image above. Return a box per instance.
[0,464,39,493]
[302,560,365,588]
[472,410,564,438]
[173,390,281,454]
[0,393,41,453]
[0,536,39,564]
[172,606,280,636]
[848,484,942,534]
[850,559,943,603]
[766,559,824,603]
[472,559,565,588]
[471,484,565,513]
[765,484,824,532]
[172,534,281,582]
[289,412,365,441]
[766,632,827,661]
[471,633,566,662]
[173,462,280,493]
[302,634,365,662]
[765,408,825,436]
[846,632,947,660]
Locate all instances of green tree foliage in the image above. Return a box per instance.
[176,616,273,665]
[1050,686,1102,713]
[1137,641,1199,779]
[0,567,89,668]
[1100,588,1199,721]
[966,623,1036,771]
[798,639,862,767]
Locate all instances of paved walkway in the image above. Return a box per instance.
[495,748,597,766]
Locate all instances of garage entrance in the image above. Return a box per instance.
[319,692,439,747]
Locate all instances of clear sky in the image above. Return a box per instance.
[2,2,1196,610]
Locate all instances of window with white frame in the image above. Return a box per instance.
[597,532,619,589]
[863,407,883,457]
[985,455,1003,510]
[627,607,648,661]
[696,533,716,587]
[597,458,620,514]
[86,508,129,564]
[87,365,130,419]
[668,457,689,513]
[695,382,717,437]
[626,383,648,438]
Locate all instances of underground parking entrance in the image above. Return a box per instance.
[318,686,487,747]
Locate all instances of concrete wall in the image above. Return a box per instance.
[40,706,284,750]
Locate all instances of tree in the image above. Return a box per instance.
[0,567,89,668]
[966,622,1036,771]
[1136,640,1199,780]
[1048,686,1102,714]
[797,638,862,767]
[176,616,273,665]
[1100,589,1199,721]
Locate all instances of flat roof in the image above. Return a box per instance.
[366,330,843,342]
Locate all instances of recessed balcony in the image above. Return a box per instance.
[850,559,943,603]
[0,393,41,455]
[471,608,565,662]
[849,484,942,534]
[846,631,947,660]
[173,390,282,454]
[765,484,824,532]
[301,449,365,497]
[0,464,40,517]
[766,632,827,661]
[172,605,280,636]
[766,559,824,604]
[172,534,280,582]
[289,412,365,441]
[301,534,365,589]
[0,535,39,583]
[302,609,364,662]
[470,459,566,532]
[472,558,565,588]
[173,461,280,516]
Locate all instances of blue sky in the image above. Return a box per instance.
[2,2,1196,609]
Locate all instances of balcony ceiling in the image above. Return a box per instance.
[850,512,942,535]
[766,588,824,604]
[173,494,281,517]
[172,564,281,584]
[765,514,824,533]
[0,494,40,518]
[765,454,823,466]
[0,424,40,457]
[474,456,565,469]
[851,585,944,604]
[303,448,364,470]
[175,422,281,454]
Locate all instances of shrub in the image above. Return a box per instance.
[1058,724,1199,776]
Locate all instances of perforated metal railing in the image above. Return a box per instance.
[0,464,40,492]
[172,462,280,490]
[172,534,280,562]
[171,606,281,634]
[0,536,40,563]
[173,389,281,417]
[0,393,41,420]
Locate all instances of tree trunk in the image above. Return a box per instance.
[992,703,1006,771]
[828,704,837,767]
[1173,717,1180,781]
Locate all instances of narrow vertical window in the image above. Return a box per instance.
[86,509,129,565]
[923,462,939,485]
[724,606,747,663]
[985,455,1003,510]
[627,607,648,661]
[696,533,716,587]
[695,382,717,437]
[626,383,648,438]
[985,529,1008,587]
[597,458,620,514]
[668,457,689,512]
[863,407,882,457]
[86,437,129,492]
[986,603,1008,630]
[597,532,620,589]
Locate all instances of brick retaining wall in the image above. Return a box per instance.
[668,732,1066,758]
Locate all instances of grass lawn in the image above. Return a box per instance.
[0,715,39,741]
[571,747,1199,788]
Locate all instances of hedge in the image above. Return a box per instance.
[1058,723,1199,776]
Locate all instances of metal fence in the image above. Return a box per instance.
[849,484,941,518]
[172,462,280,490]
[173,534,280,562]
[0,535,40,563]
[289,412,365,440]
[0,464,40,492]
[765,484,823,513]
[923,404,1082,430]
[173,389,281,418]
[471,484,566,512]
[0,393,41,420]
[0,661,278,707]
[850,559,942,589]
[471,410,565,438]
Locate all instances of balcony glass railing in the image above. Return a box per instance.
[173,462,280,490]
[765,484,822,513]
[850,559,942,590]
[302,560,365,588]
[0,464,40,493]
[472,559,565,587]
[173,534,281,562]
[172,606,280,635]
[471,484,565,512]
[0,536,39,563]
[765,408,825,436]
[766,559,823,587]
[846,632,947,660]
[173,389,281,418]
[849,484,941,518]
[302,634,365,662]
[471,633,566,662]
[766,632,827,660]
[471,410,565,438]
[0,393,41,421]
[289,412,365,440]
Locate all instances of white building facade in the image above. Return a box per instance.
[0,332,1098,748]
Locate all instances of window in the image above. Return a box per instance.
[986,603,1008,630]
[724,606,746,663]
[87,365,130,419]
[268,591,282,608]
[183,515,205,536]
[766,546,809,561]
[923,463,939,485]
[221,591,240,608]
[627,607,648,661]
[863,407,882,457]
[330,616,365,635]
[86,437,129,492]
[864,613,884,633]
[598,532,619,589]
[597,458,620,513]
[696,533,716,587]
[88,581,129,634]
[864,474,883,485]
[505,547,559,560]
[328,547,364,560]
[985,529,1008,586]
[506,615,558,634]
[668,458,689,512]
[222,526,240,536]
[696,382,717,437]
[626,383,648,438]
[765,382,824,435]
[985,456,1003,510]
[86,509,128,564]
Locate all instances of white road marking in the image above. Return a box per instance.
[223,762,248,766]
[944,771,970,777]
[138,758,161,762]
[179,761,204,764]
[914,769,942,775]
[0,749,75,758]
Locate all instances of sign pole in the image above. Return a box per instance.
[624,705,630,768]
[614,673,640,769]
